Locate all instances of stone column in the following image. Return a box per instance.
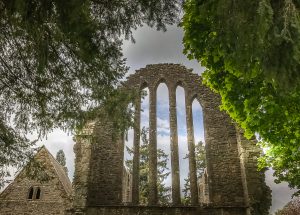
[169,86,181,205]
[132,95,141,205]
[73,122,95,211]
[185,94,199,205]
[148,86,158,205]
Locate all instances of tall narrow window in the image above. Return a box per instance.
[36,187,41,199]
[176,86,190,204]
[28,187,34,199]
[156,83,171,205]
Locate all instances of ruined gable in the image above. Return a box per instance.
[0,146,72,215]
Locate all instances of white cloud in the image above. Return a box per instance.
[122,25,205,74]
[157,117,170,135]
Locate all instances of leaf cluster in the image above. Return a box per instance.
[182,0,300,195]
[55,149,68,174]
[0,0,181,187]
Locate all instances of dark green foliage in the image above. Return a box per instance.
[56,149,68,174]
[182,0,300,89]
[182,141,206,204]
[0,0,181,188]
[195,141,206,178]
[0,121,36,188]
[182,0,300,195]
[23,153,53,183]
[126,127,171,205]
[181,176,191,205]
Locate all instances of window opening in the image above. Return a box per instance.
[28,187,34,199]
[36,187,41,199]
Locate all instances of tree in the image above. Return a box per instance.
[182,0,300,195]
[182,141,206,204]
[126,127,171,205]
[0,0,181,187]
[182,176,191,205]
[56,149,68,174]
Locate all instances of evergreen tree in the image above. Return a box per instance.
[181,176,191,205]
[0,0,181,188]
[126,127,171,205]
[56,149,68,174]
[182,141,206,204]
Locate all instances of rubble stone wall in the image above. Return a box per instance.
[72,64,271,215]
[0,148,72,215]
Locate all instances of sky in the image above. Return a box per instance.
[4,25,296,214]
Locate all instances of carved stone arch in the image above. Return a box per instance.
[140,81,149,90]
[190,93,202,107]
[72,63,271,215]
[153,78,170,91]
[174,79,185,88]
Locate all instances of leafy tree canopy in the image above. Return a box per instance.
[0,0,181,187]
[182,0,300,195]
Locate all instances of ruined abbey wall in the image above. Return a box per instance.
[72,64,271,215]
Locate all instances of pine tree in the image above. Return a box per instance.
[126,127,171,205]
[182,176,191,205]
[182,141,206,205]
[56,149,68,174]
[0,0,181,188]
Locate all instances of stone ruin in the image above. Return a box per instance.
[71,64,271,215]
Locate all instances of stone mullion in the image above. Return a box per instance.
[185,93,199,205]
[169,86,181,205]
[148,86,158,205]
[132,93,141,205]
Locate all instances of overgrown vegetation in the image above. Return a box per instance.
[182,141,206,204]
[56,149,68,174]
[126,127,171,205]
[0,0,181,188]
[182,0,300,195]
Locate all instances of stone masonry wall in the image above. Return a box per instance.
[237,131,272,214]
[0,148,72,215]
[73,122,94,210]
[72,64,270,215]
[86,119,124,206]
[67,205,248,215]
[122,168,132,203]
[124,64,247,207]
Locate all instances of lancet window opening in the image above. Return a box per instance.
[127,78,205,206]
[156,83,171,205]
[191,98,206,178]
[176,86,190,204]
